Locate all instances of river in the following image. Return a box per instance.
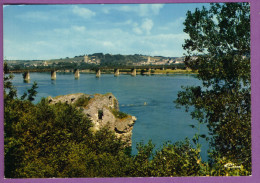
[11,72,209,160]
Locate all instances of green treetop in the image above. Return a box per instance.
[175,2,251,171]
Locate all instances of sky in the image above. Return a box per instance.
[3,3,209,60]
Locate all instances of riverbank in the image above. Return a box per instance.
[149,69,197,74]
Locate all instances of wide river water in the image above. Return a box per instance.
[12,72,209,160]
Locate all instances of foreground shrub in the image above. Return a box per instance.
[150,139,201,177]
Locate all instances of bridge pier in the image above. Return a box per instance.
[114,69,120,77]
[74,69,80,79]
[96,69,101,77]
[51,71,56,80]
[131,68,136,76]
[147,68,151,75]
[23,71,30,83]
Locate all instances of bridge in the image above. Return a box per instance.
[20,65,185,82]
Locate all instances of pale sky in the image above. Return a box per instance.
[3,3,209,60]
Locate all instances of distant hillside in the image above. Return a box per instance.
[5,53,184,71]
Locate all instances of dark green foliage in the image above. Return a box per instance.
[4,62,17,101]
[27,82,38,101]
[140,69,146,75]
[4,99,93,177]
[175,2,251,172]
[203,156,251,176]
[100,54,146,67]
[175,63,186,70]
[150,139,201,176]
[21,82,38,101]
[129,140,155,176]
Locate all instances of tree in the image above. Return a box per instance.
[21,82,38,101]
[175,3,251,171]
[150,139,201,177]
[4,62,17,101]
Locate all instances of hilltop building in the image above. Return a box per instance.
[43,61,49,66]
[84,55,89,63]
[174,57,185,64]
[84,55,101,65]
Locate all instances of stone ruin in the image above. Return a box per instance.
[47,93,136,146]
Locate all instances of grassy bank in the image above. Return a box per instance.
[151,69,197,74]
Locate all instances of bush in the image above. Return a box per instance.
[4,99,93,177]
[150,139,201,177]
[73,96,91,107]
[111,109,128,119]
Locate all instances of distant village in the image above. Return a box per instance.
[81,55,187,66]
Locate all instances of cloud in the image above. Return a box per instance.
[150,4,164,15]
[15,6,94,23]
[152,33,188,40]
[72,6,96,19]
[4,38,59,60]
[132,19,154,35]
[4,27,188,60]
[53,28,70,35]
[4,4,189,60]
[141,19,154,34]
[17,11,53,21]
[52,25,87,36]
[35,41,49,46]
[133,27,143,35]
[117,5,133,12]
[137,32,189,56]
[158,17,185,32]
[138,4,164,17]
[102,4,164,17]
[102,5,134,14]
[103,41,114,48]
[81,27,187,57]
[72,25,86,33]
[138,4,149,17]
